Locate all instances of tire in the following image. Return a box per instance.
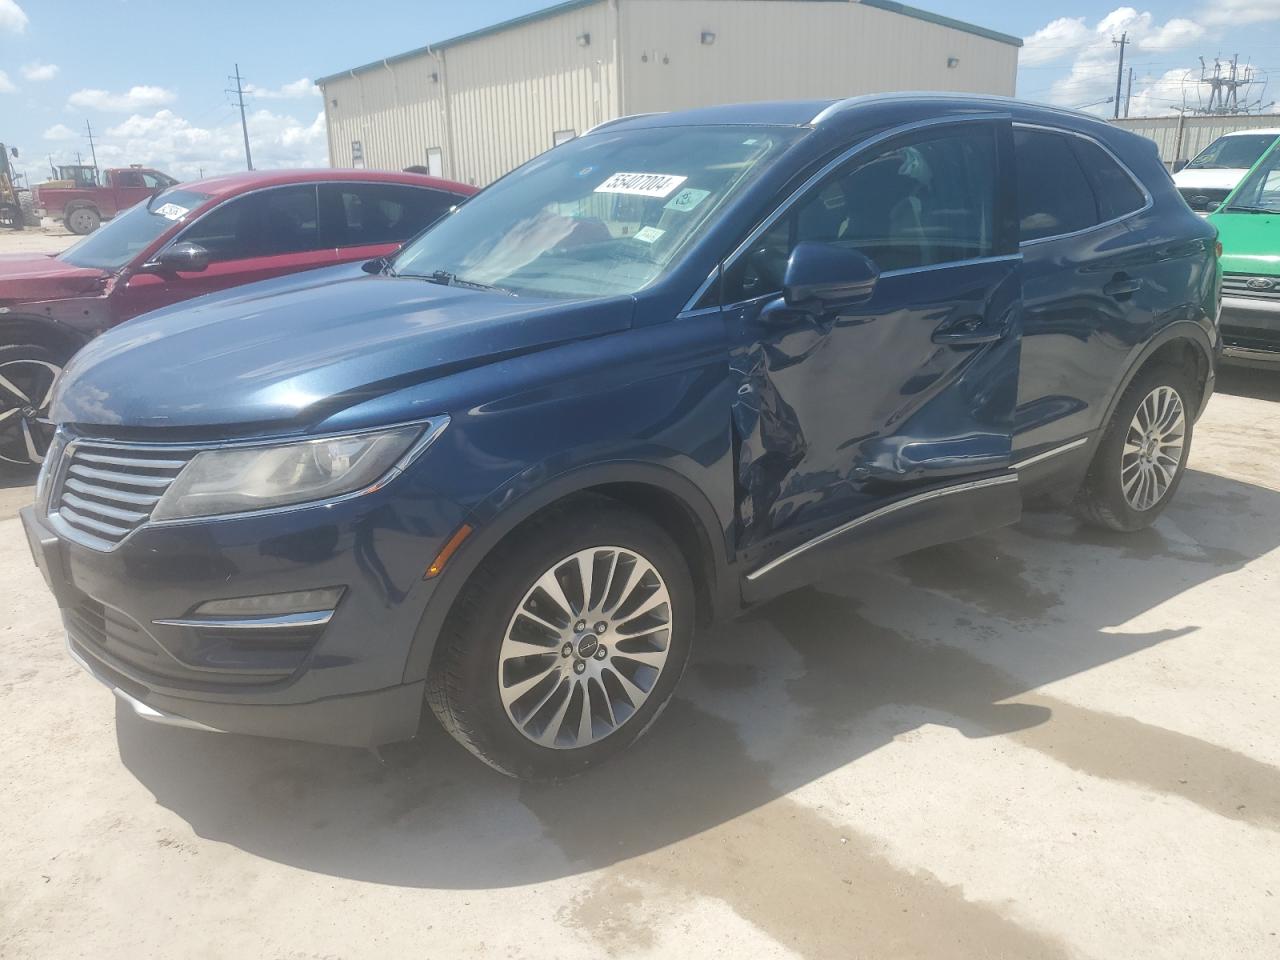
[426,495,695,780]
[65,206,101,235]
[1075,362,1196,532]
[0,343,66,470]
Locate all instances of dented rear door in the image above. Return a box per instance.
[722,117,1024,587]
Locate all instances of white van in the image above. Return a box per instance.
[1173,129,1280,213]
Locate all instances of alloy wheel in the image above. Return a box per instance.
[0,357,61,466]
[497,546,674,749]
[1121,384,1185,512]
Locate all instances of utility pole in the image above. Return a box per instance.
[84,120,99,176]
[1125,67,1134,118]
[229,63,254,171]
[1112,32,1129,120]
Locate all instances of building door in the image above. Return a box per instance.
[426,148,443,178]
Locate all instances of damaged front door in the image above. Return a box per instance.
[721,118,1024,598]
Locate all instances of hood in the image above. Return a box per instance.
[0,252,107,302]
[53,263,635,432]
[1172,168,1247,192]
[1211,209,1280,276]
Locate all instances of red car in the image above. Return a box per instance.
[0,169,476,465]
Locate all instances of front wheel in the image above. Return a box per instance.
[0,343,65,469]
[65,206,101,235]
[426,497,694,780]
[1075,363,1195,532]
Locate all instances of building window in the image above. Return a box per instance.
[426,147,443,178]
[553,129,576,147]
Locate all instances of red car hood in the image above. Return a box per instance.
[0,253,108,302]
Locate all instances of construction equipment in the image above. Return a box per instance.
[0,144,27,231]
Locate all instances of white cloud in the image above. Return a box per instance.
[1138,18,1203,51]
[73,108,329,181]
[0,0,27,33]
[20,61,59,81]
[1202,0,1280,26]
[1021,17,1093,67]
[1125,69,1200,117]
[67,85,176,112]
[243,77,317,100]
[0,70,14,94]
[1024,8,1212,114]
[43,123,77,141]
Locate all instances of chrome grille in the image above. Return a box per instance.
[1224,273,1280,303]
[51,440,194,547]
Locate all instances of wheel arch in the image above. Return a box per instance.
[401,461,738,685]
[1098,321,1215,433]
[0,315,92,358]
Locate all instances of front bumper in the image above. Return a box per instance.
[20,469,465,746]
[1220,295,1280,366]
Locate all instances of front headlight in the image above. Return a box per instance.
[152,420,445,521]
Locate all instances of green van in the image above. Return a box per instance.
[1209,139,1280,366]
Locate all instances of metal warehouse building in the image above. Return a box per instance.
[316,0,1021,186]
[1112,114,1280,168]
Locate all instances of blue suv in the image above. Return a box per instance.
[22,96,1220,779]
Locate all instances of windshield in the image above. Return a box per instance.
[1186,134,1279,170]
[1226,142,1280,213]
[391,124,804,299]
[58,188,211,271]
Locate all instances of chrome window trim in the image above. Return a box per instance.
[745,473,1019,582]
[1012,122,1154,248]
[45,415,449,550]
[688,112,1013,314]
[1011,436,1089,470]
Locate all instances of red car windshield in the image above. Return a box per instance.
[58,188,212,271]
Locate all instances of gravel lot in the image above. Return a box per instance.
[2,227,1279,959]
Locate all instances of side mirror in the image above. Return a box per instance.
[783,241,879,307]
[1171,159,1189,173]
[147,241,210,274]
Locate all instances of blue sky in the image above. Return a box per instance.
[2,0,1278,182]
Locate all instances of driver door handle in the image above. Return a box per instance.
[932,314,1003,345]
[1104,275,1143,297]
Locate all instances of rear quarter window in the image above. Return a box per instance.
[1013,128,1099,242]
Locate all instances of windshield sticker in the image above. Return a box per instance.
[633,226,665,244]
[153,202,190,221]
[595,172,688,198]
[664,188,711,213]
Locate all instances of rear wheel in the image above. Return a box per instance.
[65,206,100,235]
[0,202,22,230]
[1075,363,1195,532]
[426,497,694,780]
[0,344,64,469]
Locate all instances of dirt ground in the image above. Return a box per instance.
[0,223,79,254]
[2,224,1279,958]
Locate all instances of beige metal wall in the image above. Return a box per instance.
[321,0,1018,185]
[618,0,1017,114]
[322,1,617,186]
[1111,114,1280,166]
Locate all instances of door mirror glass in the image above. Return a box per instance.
[150,241,211,273]
[783,241,879,305]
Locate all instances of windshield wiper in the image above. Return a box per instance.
[402,269,517,296]
[1225,204,1278,214]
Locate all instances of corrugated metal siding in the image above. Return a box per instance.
[319,0,1017,184]
[618,0,1016,114]
[1112,115,1280,165]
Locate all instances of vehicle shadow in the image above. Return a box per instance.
[116,465,1280,890]
[1217,365,1280,403]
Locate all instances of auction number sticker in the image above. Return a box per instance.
[153,202,190,221]
[595,172,687,198]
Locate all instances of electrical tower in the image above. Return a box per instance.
[1196,55,1269,114]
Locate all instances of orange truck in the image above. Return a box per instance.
[34,164,177,234]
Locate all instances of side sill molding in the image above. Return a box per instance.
[746,473,1020,583]
[1011,437,1089,471]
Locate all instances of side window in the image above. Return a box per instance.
[319,183,458,247]
[115,170,144,188]
[141,173,169,190]
[724,126,997,303]
[1013,128,1099,242]
[178,185,320,261]
[1067,137,1146,222]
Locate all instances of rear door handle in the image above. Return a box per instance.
[932,314,1003,345]
[1103,275,1143,297]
